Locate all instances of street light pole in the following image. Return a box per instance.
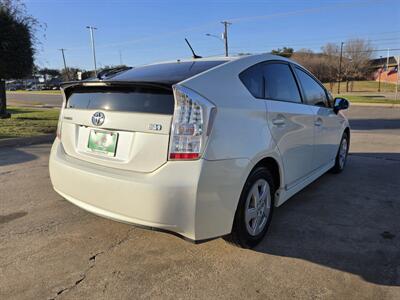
[86,26,98,76]
[221,21,232,57]
[337,42,344,94]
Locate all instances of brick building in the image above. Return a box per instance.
[371,56,399,84]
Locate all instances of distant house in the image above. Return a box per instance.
[370,56,399,83]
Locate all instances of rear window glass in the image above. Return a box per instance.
[66,86,174,115]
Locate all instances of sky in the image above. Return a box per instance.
[25,0,400,70]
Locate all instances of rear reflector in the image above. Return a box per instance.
[169,153,200,160]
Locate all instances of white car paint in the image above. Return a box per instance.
[49,54,349,241]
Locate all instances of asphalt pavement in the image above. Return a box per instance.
[1,106,399,299]
[6,92,63,107]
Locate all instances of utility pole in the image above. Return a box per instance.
[337,42,344,94]
[58,48,69,80]
[86,26,98,76]
[396,56,399,101]
[387,48,390,72]
[386,48,390,92]
[378,56,383,92]
[221,21,232,57]
[119,50,123,66]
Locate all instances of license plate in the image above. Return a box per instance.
[88,130,118,157]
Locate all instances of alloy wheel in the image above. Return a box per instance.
[339,137,348,169]
[244,179,271,236]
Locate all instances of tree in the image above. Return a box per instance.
[0,0,41,118]
[271,47,294,58]
[38,68,61,77]
[61,67,83,81]
[343,39,374,84]
[321,43,340,91]
[291,39,374,93]
[291,49,330,81]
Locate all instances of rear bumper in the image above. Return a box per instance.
[49,139,249,240]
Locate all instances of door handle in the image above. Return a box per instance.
[272,118,285,126]
[314,118,323,127]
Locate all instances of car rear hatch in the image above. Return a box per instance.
[59,82,174,173]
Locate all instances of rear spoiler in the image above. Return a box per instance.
[61,80,173,92]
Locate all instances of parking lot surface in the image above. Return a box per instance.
[1,106,399,299]
[6,92,62,107]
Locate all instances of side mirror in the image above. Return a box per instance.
[333,97,349,113]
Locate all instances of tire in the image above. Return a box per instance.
[331,132,349,173]
[224,167,275,248]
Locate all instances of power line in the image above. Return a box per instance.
[346,48,400,53]
[61,2,396,52]
[227,0,376,23]
[233,38,400,50]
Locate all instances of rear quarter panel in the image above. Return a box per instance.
[181,55,286,189]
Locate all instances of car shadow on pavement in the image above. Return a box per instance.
[253,153,400,286]
[349,119,400,130]
[0,148,38,167]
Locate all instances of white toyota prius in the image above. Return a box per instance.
[49,54,350,248]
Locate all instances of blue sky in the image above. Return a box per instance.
[26,0,400,70]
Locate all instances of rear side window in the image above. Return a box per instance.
[263,63,301,103]
[66,86,174,115]
[294,68,328,107]
[239,63,264,98]
[239,61,301,103]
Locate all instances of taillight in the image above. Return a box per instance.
[169,86,216,160]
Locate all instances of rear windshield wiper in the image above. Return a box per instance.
[97,66,132,80]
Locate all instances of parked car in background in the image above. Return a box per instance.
[49,54,350,248]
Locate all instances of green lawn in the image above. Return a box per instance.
[323,80,398,93]
[337,95,399,104]
[0,107,60,139]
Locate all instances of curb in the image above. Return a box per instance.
[0,134,55,148]
[350,102,400,108]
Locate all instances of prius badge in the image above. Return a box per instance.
[149,123,162,131]
[92,112,105,126]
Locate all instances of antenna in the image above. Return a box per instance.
[185,38,202,59]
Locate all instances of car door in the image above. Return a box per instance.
[293,66,343,171]
[260,62,315,189]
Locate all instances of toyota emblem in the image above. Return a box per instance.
[92,112,105,126]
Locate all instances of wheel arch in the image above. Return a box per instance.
[344,127,350,141]
[251,157,282,194]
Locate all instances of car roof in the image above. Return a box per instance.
[107,57,235,85]
[62,54,295,90]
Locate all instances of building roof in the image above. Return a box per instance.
[370,56,398,67]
